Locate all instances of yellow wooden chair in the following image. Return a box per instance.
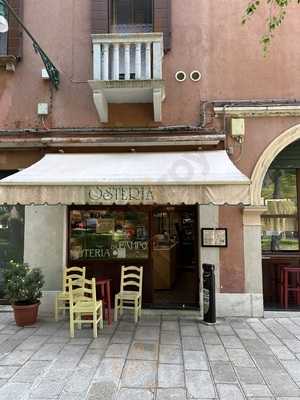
[69,277,103,338]
[114,265,143,323]
[54,266,86,321]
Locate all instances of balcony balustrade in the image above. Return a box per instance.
[88,32,165,123]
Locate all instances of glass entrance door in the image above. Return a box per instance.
[151,205,199,309]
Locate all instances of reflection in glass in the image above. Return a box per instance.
[69,209,149,261]
[261,169,298,251]
[0,205,25,298]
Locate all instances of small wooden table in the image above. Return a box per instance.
[96,278,112,325]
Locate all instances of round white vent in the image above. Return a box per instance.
[175,71,187,82]
[190,70,202,82]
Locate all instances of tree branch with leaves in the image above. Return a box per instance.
[242,0,300,53]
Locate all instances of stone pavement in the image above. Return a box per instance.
[2,312,300,399]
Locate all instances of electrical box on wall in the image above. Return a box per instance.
[37,103,49,115]
[231,118,245,139]
[41,68,49,80]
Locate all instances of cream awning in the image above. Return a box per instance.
[0,151,250,205]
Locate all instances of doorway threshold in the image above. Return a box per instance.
[142,308,201,319]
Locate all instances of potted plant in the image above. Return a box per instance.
[3,260,44,326]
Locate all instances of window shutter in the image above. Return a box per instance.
[7,0,23,59]
[91,0,109,34]
[154,0,171,51]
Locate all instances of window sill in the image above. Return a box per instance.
[0,55,17,72]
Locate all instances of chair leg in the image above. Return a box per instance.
[134,298,138,323]
[114,296,118,322]
[70,310,75,338]
[138,298,142,318]
[93,311,97,338]
[120,299,123,316]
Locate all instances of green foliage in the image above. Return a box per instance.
[242,0,300,53]
[3,260,44,305]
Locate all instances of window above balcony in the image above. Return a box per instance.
[111,0,153,33]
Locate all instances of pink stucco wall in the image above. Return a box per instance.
[1,0,300,174]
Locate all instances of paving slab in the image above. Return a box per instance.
[121,360,157,388]
[158,364,185,388]
[156,388,187,400]
[135,326,160,341]
[161,321,179,331]
[182,336,204,351]
[185,370,215,399]
[159,345,182,364]
[210,361,237,383]
[235,367,264,385]
[180,325,200,337]
[241,383,272,397]
[161,331,181,346]
[11,360,49,383]
[183,350,208,370]
[205,345,229,361]
[216,383,244,400]
[105,343,130,358]
[93,357,125,383]
[0,382,31,400]
[128,341,158,361]
[117,388,154,399]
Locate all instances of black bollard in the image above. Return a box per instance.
[203,263,216,324]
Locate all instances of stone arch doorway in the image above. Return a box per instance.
[252,124,300,309]
[251,124,300,206]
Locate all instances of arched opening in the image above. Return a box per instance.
[261,139,300,309]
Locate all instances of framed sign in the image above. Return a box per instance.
[201,228,228,247]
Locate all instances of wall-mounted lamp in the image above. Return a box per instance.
[0,0,60,89]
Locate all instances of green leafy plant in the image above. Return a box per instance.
[242,0,300,53]
[3,260,44,305]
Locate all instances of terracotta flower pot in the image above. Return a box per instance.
[12,302,40,326]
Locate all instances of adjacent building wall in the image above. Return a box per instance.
[24,205,67,314]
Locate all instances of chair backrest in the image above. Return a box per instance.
[63,266,86,292]
[120,265,143,295]
[69,277,97,303]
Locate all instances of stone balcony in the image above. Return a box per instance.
[88,32,165,123]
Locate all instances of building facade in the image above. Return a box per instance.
[0,0,300,316]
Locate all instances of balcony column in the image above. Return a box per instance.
[124,43,131,80]
[145,42,151,79]
[153,41,162,79]
[103,43,110,80]
[135,43,142,80]
[113,43,120,80]
[93,43,102,80]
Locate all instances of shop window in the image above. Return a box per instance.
[261,169,299,251]
[69,209,149,261]
[111,0,153,33]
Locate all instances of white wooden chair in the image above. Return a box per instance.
[114,265,143,323]
[54,266,86,321]
[69,277,103,338]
